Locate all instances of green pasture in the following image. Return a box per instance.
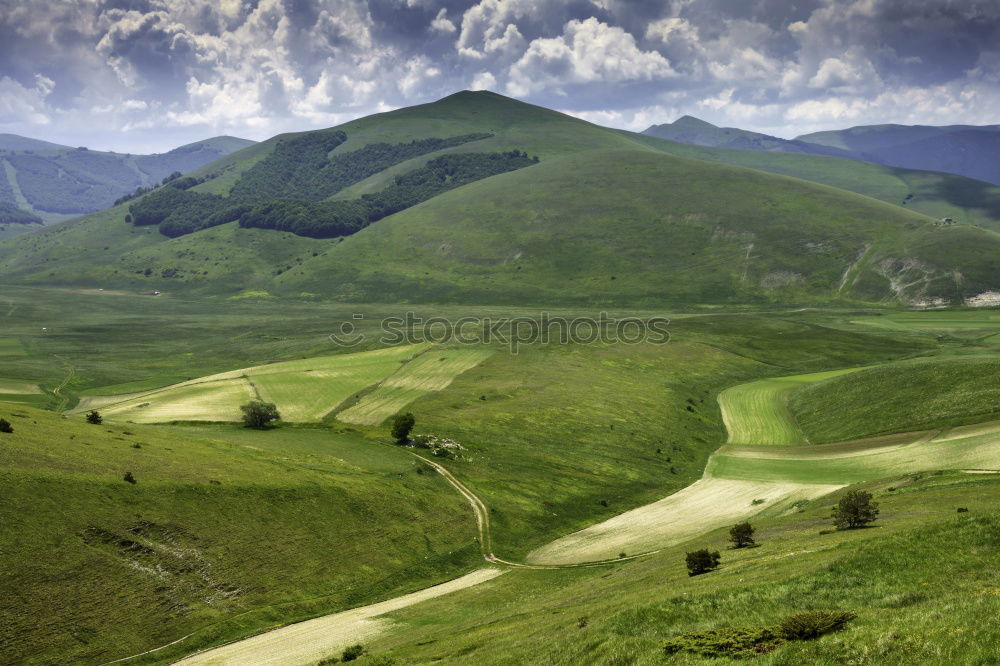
[0,404,478,665]
[337,348,494,425]
[717,367,863,445]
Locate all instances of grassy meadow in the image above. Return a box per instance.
[0,285,997,664]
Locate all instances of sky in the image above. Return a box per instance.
[1,0,999,153]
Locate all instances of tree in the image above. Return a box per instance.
[729,521,755,548]
[241,401,280,429]
[685,548,721,576]
[833,490,879,530]
[0,418,13,433]
[86,410,103,425]
[391,412,415,444]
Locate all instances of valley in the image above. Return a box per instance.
[0,89,997,666]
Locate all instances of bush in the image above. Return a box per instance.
[0,418,12,434]
[123,471,136,484]
[341,644,365,662]
[391,412,415,444]
[729,521,755,548]
[685,548,721,576]
[86,410,103,425]
[664,627,781,658]
[833,490,879,529]
[778,610,857,640]
[240,401,280,429]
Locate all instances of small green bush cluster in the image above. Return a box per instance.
[778,610,857,640]
[664,610,857,658]
[663,626,782,658]
[0,417,13,433]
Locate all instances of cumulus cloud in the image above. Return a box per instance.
[0,0,998,151]
[507,17,675,96]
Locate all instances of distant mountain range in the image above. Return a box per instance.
[0,91,998,308]
[0,135,256,225]
[644,117,1000,185]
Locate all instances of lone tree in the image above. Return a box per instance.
[240,401,280,429]
[86,410,103,425]
[685,548,721,576]
[833,490,880,530]
[391,412,415,444]
[0,418,13,434]
[729,521,756,548]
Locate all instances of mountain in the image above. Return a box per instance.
[0,91,998,307]
[644,116,861,159]
[628,132,1000,233]
[0,135,256,223]
[797,124,1000,185]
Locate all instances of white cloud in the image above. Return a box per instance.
[0,75,54,125]
[507,17,675,96]
[470,71,497,91]
[430,8,456,34]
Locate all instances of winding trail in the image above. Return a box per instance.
[105,363,995,665]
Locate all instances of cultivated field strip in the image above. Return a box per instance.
[75,344,429,423]
[0,378,41,394]
[525,478,842,565]
[717,367,863,445]
[172,569,503,666]
[337,348,494,425]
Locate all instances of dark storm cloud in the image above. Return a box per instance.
[0,0,997,152]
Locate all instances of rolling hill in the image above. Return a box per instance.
[0,91,999,307]
[644,115,861,159]
[798,123,1000,185]
[0,134,255,223]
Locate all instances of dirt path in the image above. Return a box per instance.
[172,569,503,666]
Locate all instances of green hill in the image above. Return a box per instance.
[644,115,860,159]
[798,123,1000,185]
[0,135,256,221]
[1,92,999,307]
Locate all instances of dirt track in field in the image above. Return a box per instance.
[172,569,503,666]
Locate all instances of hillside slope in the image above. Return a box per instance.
[0,135,256,221]
[644,115,861,159]
[1,92,999,307]
[798,123,1000,185]
[273,148,1000,306]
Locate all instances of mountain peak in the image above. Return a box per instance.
[672,115,718,128]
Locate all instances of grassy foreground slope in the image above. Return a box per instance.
[1,92,999,306]
[363,473,1000,665]
[278,147,1000,306]
[0,405,476,665]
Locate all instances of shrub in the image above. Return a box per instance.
[391,412,415,444]
[123,471,136,484]
[317,657,340,665]
[729,521,755,548]
[957,507,969,513]
[0,418,13,433]
[240,401,280,429]
[664,627,781,658]
[86,410,103,425]
[685,549,721,576]
[778,610,857,640]
[341,644,365,662]
[833,490,879,529]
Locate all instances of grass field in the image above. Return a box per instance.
[0,337,26,356]
[78,344,429,424]
[0,378,41,394]
[342,473,1000,665]
[337,348,494,425]
[789,356,1000,442]
[718,368,863,445]
[0,405,478,665]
